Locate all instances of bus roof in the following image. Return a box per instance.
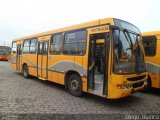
[14,17,139,41]
[14,18,115,41]
[142,31,160,36]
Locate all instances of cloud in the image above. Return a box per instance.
[0,0,159,45]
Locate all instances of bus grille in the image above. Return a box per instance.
[127,75,146,81]
[132,81,144,88]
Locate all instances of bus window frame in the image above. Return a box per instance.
[12,42,17,54]
[29,38,38,54]
[23,39,31,54]
[38,41,48,55]
[63,29,87,56]
[142,36,157,57]
[50,33,63,55]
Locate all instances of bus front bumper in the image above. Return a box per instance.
[123,80,147,96]
[0,57,8,61]
[131,80,147,93]
[109,80,147,99]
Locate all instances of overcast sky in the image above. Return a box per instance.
[0,0,159,46]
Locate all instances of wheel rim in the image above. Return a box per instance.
[71,79,80,91]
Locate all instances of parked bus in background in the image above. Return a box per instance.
[142,31,160,90]
[0,46,11,61]
[10,18,148,99]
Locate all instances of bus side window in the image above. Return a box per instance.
[63,30,87,55]
[30,38,37,54]
[50,34,63,54]
[44,42,48,54]
[23,39,30,53]
[38,42,43,54]
[142,36,157,56]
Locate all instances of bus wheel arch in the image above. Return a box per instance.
[22,63,30,79]
[64,70,83,96]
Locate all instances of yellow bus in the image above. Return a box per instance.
[10,18,148,99]
[142,31,160,90]
[0,46,11,61]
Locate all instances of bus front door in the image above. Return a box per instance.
[37,41,48,79]
[88,33,109,96]
[16,44,22,71]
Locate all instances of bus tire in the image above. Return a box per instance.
[23,64,29,79]
[68,74,82,97]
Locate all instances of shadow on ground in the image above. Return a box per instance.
[144,88,160,97]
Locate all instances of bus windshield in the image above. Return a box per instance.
[0,47,11,55]
[112,29,146,74]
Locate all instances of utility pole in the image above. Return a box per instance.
[4,41,5,46]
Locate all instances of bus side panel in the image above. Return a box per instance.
[146,36,160,88]
[81,55,88,92]
[50,71,58,83]
[48,71,52,81]
[57,73,65,85]
[150,36,160,88]
[21,54,37,77]
[10,53,17,70]
[28,54,37,77]
[146,56,160,88]
[149,74,160,88]
[48,54,88,92]
[157,37,160,88]
[81,33,89,92]
[74,55,88,92]
[48,55,60,83]
[57,55,74,84]
[82,77,87,92]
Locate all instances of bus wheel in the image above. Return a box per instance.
[68,74,82,97]
[23,65,29,79]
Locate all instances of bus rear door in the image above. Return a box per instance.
[16,44,22,71]
[37,41,48,79]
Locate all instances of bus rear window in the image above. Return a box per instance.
[142,36,157,56]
